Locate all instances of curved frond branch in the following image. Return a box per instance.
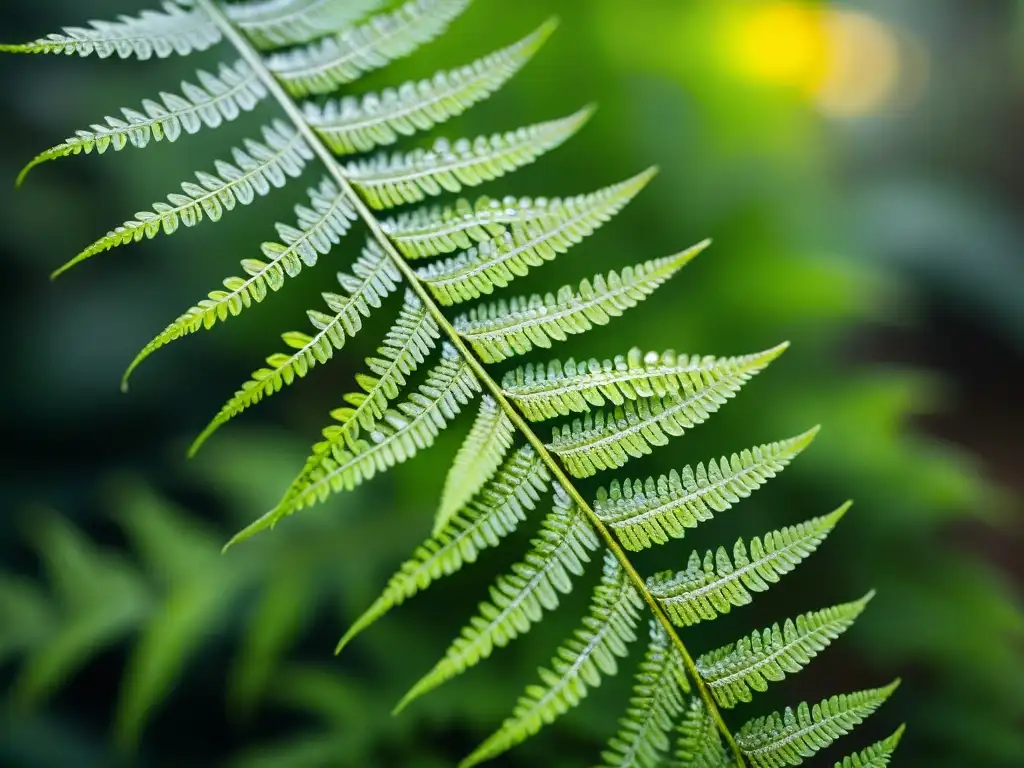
[648,504,850,628]
[235,345,480,543]
[347,107,594,210]
[336,446,549,653]
[834,726,906,768]
[123,177,356,389]
[673,697,732,768]
[461,551,644,768]
[457,241,708,364]
[600,622,690,768]
[18,60,266,186]
[307,19,556,156]
[418,168,655,305]
[189,242,401,456]
[395,489,600,713]
[504,343,785,423]
[225,0,385,50]
[594,427,817,551]
[266,0,472,97]
[434,396,515,536]
[0,2,220,59]
[737,682,901,768]
[698,593,874,709]
[53,121,312,278]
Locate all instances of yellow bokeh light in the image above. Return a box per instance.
[729,2,831,96]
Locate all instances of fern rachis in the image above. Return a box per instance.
[7,1,904,766]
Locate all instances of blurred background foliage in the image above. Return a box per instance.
[0,0,1021,766]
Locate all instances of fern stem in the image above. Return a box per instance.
[200,2,744,763]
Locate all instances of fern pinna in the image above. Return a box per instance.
[5,1,905,766]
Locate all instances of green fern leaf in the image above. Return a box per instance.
[549,345,781,480]
[697,593,874,709]
[672,697,730,768]
[266,0,472,97]
[834,726,906,768]
[0,1,220,60]
[736,681,901,768]
[434,395,515,536]
[307,19,555,156]
[457,241,708,364]
[503,344,785,423]
[347,107,593,209]
[396,489,600,712]
[53,121,312,278]
[648,504,850,627]
[337,445,549,653]
[593,427,817,551]
[17,60,266,186]
[189,242,401,456]
[417,168,655,305]
[599,622,690,768]
[225,0,385,50]
[461,551,644,768]
[229,344,479,547]
[123,177,358,389]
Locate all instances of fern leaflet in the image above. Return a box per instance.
[225,0,385,50]
[834,726,906,768]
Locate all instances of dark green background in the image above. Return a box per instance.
[0,1,1021,767]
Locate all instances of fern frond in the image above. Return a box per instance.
[594,427,818,551]
[189,242,401,456]
[337,446,549,653]
[736,681,901,768]
[697,593,874,709]
[461,551,644,768]
[457,241,708,364]
[396,489,600,712]
[123,177,357,388]
[417,168,655,305]
[307,20,555,156]
[673,697,731,768]
[549,346,781,480]
[434,396,515,536]
[225,0,384,50]
[503,344,785,423]
[648,504,849,628]
[266,0,472,97]
[347,107,594,209]
[230,345,479,546]
[834,726,906,768]
[17,61,266,187]
[0,1,220,60]
[52,121,312,278]
[600,622,690,768]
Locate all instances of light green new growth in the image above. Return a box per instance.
[396,489,599,713]
[224,0,385,50]
[52,120,312,279]
[8,0,906,763]
[548,343,785,479]
[600,622,691,768]
[434,396,515,536]
[457,242,708,364]
[18,60,266,186]
[736,682,901,768]
[306,20,556,156]
[0,1,220,60]
[337,445,549,653]
[266,0,472,97]
[346,107,594,209]
[462,551,644,768]
[418,169,655,305]
[594,427,818,551]
[648,505,850,627]
[834,726,906,768]
[697,593,874,708]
